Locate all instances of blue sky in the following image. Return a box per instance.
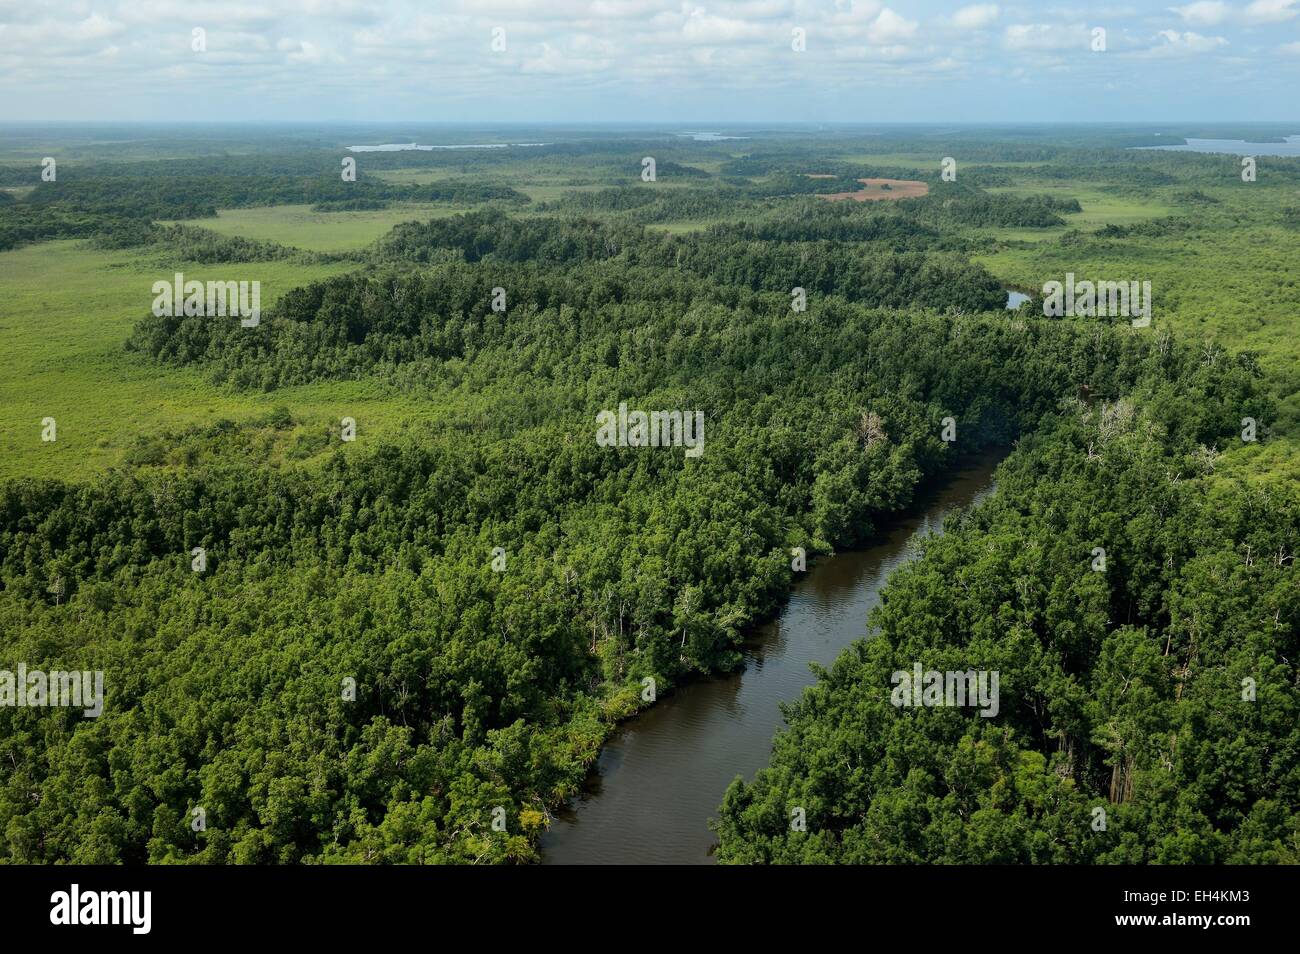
[1,1,1298,122]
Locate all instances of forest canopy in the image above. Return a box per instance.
[1,127,1296,865]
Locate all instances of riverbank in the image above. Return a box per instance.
[541,451,1003,864]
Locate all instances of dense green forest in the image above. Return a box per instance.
[1,125,1297,864]
[5,286,1159,862]
[714,360,1297,863]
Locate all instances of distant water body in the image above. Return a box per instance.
[1134,135,1300,157]
[677,132,748,141]
[347,142,548,152]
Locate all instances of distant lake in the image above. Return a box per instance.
[1134,135,1300,157]
[347,142,547,152]
[1006,290,1031,310]
[676,132,748,142]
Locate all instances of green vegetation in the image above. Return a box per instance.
[0,125,1296,864]
[0,242,359,482]
[173,203,498,253]
[715,359,1296,863]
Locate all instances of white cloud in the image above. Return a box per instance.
[0,14,125,53]
[0,0,1294,121]
[1243,0,1298,22]
[276,37,341,63]
[1153,28,1229,51]
[680,9,770,43]
[520,40,612,73]
[952,4,1000,30]
[1168,1,1230,24]
[1003,22,1090,51]
[866,8,917,43]
[117,2,282,26]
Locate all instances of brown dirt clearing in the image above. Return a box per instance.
[816,177,929,201]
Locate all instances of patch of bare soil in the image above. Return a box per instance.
[816,177,929,201]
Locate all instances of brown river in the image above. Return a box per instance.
[540,452,1001,864]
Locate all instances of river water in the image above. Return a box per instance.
[1132,135,1300,157]
[540,453,1001,864]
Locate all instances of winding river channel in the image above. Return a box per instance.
[540,453,1001,864]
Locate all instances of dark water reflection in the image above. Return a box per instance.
[540,453,1001,864]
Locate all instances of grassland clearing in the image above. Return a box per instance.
[167,202,469,253]
[0,240,465,480]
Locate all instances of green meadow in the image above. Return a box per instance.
[168,203,466,253]
[974,182,1300,435]
[979,183,1176,241]
[0,240,470,481]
